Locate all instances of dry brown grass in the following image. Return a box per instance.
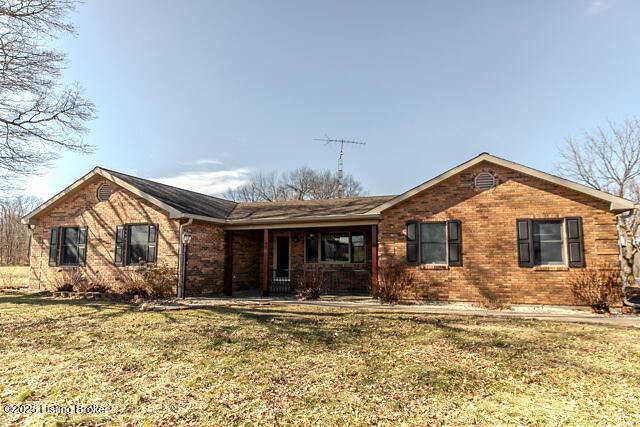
[0,266,29,289]
[0,292,639,425]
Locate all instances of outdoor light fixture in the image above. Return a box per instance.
[182,229,192,245]
[177,229,193,299]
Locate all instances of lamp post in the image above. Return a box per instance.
[178,229,192,299]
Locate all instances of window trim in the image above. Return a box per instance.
[419,221,448,266]
[406,220,462,267]
[304,231,367,264]
[531,219,567,267]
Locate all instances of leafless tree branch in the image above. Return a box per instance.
[224,166,364,202]
[0,0,95,191]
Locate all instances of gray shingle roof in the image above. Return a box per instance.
[102,168,238,219]
[103,168,393,222]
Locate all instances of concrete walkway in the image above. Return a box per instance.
[142,296,640,328]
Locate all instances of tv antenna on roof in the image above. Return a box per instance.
[314,135,366,198]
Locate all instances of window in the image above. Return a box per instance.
[420,223,446,264]
[305,231,366,263]
[49,226,88,267]
[532,220,564,265]
[305,232,319,262]
[517,218,584,268]
[350,232,365,263]
[405,220,462,266]
[61,227,80,265]
[321,233,350,262]
[114,223,158,266]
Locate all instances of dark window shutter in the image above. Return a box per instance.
[517,219,534,267]
[566,217,584,267]
[147,224,158,263]
[406,221,418,264]
[48,227,60,266]
[114,225,125,266]
[447,220,462,266]
[78,226,88,266]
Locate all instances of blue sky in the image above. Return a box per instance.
[26,0,640,199]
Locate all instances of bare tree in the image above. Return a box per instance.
[225,166,364,202]
[558,118,640,199]
[0,196,39,265]
[0,0,95,190]
[557,117,640,306]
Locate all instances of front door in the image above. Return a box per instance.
[275,235,290,279]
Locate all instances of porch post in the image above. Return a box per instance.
[371,224,378,295]
[262,228,269,297]
[224,231,233,296]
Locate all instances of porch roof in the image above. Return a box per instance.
[229,196,394,222]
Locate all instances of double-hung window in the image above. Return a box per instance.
[406,220,461,266]
[532,220,564,265]
[420,223,447,264]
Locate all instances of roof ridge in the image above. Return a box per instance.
[235,194,396,206]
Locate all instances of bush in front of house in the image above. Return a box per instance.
[117,262,175,299]
[570,265,622,313]
[374,261,415,303]
[296,268,324,300]
[52,270,87,292]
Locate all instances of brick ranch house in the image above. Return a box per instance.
[22,153,635,305]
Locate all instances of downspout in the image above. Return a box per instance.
[616,212,640,309]
[177,218,193,298]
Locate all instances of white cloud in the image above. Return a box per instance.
[587,0,611,15]
[154,169,251,195]
[22,173,54,200]
[179,158,222,166]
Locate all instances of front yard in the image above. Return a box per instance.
[1,292,639,426]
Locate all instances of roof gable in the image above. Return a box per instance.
[22,167,236,224]
[367,153,635,213]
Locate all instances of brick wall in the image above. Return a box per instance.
[378,161,621,305]
[184,221,226,295]
[29,175,182,292]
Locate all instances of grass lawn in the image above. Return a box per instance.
[0,266,29,289]
[1,293,639,426]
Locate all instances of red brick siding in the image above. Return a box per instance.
[184,221,226,295]
[29,175,182,292]
[378,161,621,305]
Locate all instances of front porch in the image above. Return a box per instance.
[223,225,379,297]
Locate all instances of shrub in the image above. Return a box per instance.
[119,263,176,299]
[375,262,415,303]
[296,268,324,300]
[52,270,87,292]
[570,267,622,313]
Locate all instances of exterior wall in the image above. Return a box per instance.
[29,175,182,292]
[378,161,621,305]
[230,230,262,291]
[184,221,226,295]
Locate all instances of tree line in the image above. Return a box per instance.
[0,197,39,265]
